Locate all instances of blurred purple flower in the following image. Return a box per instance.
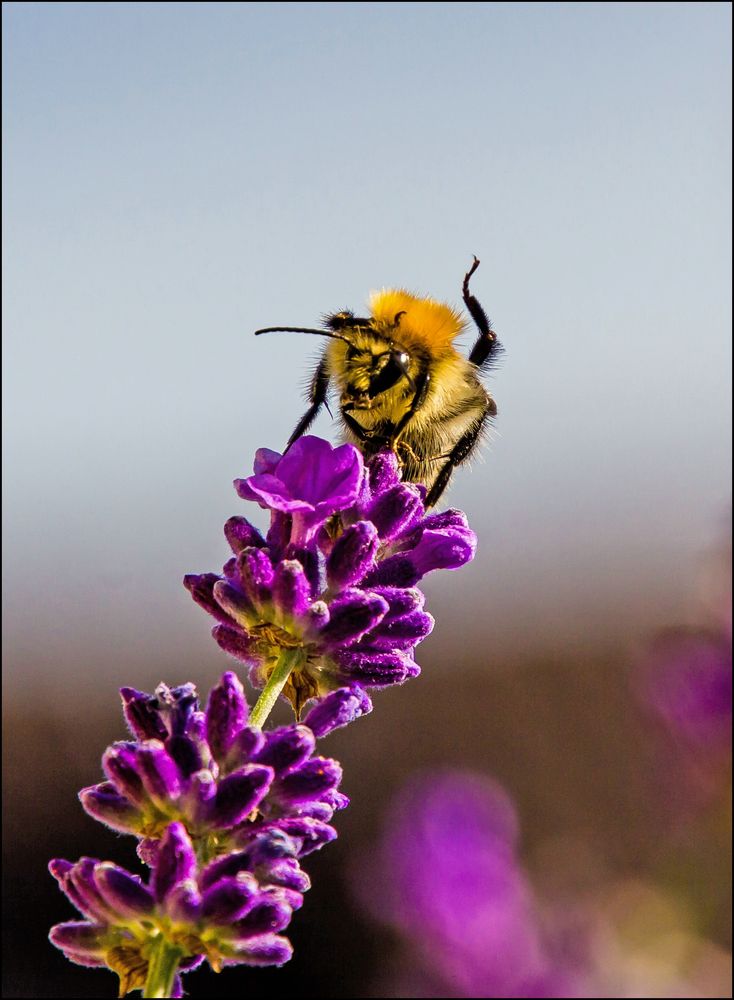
[185,437,476,714]
[354,770,588,998]
[638,628,732,751]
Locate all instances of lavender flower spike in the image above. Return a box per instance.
[186,437,476,714]
[49,823,293,997]
[52,671,370,995]
[80,673,359,864]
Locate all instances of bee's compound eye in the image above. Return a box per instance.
[398,352,409,366]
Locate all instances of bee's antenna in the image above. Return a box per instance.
[254,326,354,344]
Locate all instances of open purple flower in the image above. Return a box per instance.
[185,437,476,714]
[79,673,368,864]
[235,437,364,542]
[49,822,294,997]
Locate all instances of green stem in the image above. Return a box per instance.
[143,936,183,999]
[250,647,304,729]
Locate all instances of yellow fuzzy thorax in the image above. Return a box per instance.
[368,289,466,352]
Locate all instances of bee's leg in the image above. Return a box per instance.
[463,257,501,370]
[425,401,492,508]
[285,355,330,451]
[390,369,431,444]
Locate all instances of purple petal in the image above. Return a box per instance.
[200,839,302,895]
[303,686,373,738]
[153,822,197,904]
[136,742,181,807]
[208,765,274,830]
[366,450,401,495]
[164,880,203,924]
[366,483,424,541]
[183,573,237,626]
[222,556,239,582]
[271,817,338,856]
[417,507,472,533]
[291,800,336,821]
[154,683,199,737]
[265,510,293,555]
[224,516,266,553]
[324,789,350,811]
[165,734,203,780]
[257,857,310,894]
[201,873,259,924]
[50,859,105,920]
[224,933,293,967]
[212,581,254,624]
[236,472,315,512]
[254,447,283,474]
[102,743,147,806]
[362,554,420,588]
[49,858,74,881]
[272,560,312,618]
[206,671,249,766]
[325,521,380,589]
[373,586,426,622]
[78,783,144,834]
[231,893,293,936]
[67,859,118,923]
[303,600,329,635]
[94,864,154,918]
[200,851,256,890]
[271,757,342,806]
[334,649,420,685]
[181,769,217,827]
[365,610,435,650]
[275,437,364,514]
[48,922,108,966]
[246,828,302,866]
[227,725,265,765]
[212,624,264,665]
[120,687,167,741]
[410,525,477,575]
[283,543,323,595]
[237,548,275,607]
[319,589,389,647]
[253,725,315,774]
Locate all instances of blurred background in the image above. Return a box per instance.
[3,2,731,997]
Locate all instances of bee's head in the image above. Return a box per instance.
[324,312,414,410]
[339,337,414,409]
[254,310,415,409]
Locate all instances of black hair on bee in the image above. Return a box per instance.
[255,258,501,508]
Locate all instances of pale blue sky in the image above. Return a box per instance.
[3,2,731,698]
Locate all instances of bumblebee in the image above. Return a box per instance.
[256,258,501,508]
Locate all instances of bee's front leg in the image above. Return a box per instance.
[389,369,432,449]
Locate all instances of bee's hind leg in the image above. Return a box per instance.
[424,401,493,508]
[463,257,502,371]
